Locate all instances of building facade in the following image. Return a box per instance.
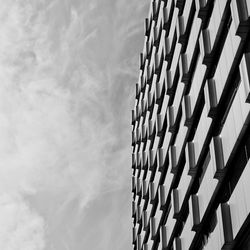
[131,0,250,249]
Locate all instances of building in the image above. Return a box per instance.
[131,0,250,249]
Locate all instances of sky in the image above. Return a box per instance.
[0,0,148,249]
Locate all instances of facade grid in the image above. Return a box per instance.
[131,0,250,249]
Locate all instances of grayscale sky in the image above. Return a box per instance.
[0,0,148,249]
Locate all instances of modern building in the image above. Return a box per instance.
[131,0,250,249]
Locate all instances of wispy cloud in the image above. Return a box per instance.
[0,0,148,249]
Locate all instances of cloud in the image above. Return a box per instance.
[0,0,148,249]
[0,193,45,250]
